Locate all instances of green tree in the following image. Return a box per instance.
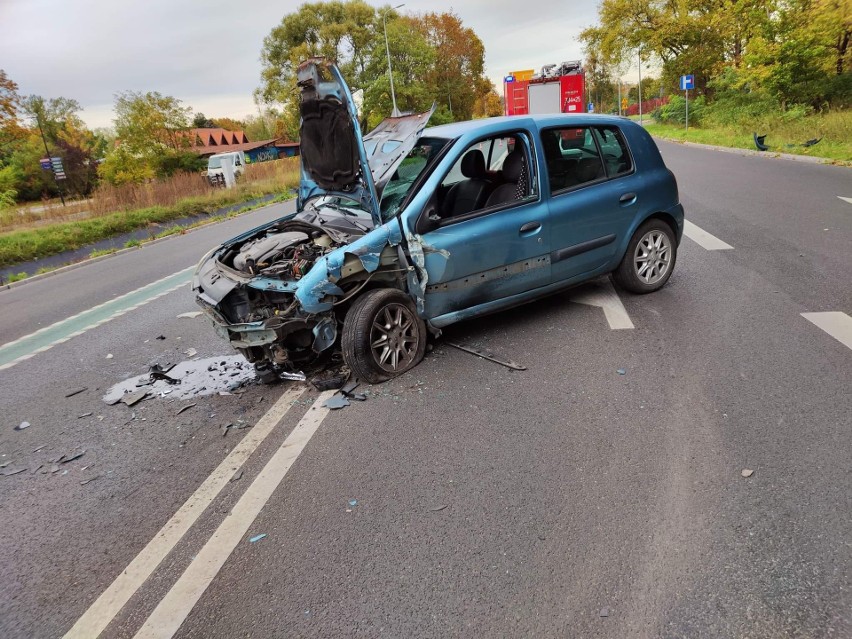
[0,69,21,129]
[192,112,216,128]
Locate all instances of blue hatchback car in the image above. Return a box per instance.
[193,59,684,383]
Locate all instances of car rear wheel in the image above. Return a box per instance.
[342,288,427,384]
[612,218,677,294]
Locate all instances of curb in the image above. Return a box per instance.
[1,197,294,292]
[651,135,848,166]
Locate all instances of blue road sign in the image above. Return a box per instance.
[588,102,595,113]
[40,158,52,170]
[504,75,515,83]
[680,74,695,91]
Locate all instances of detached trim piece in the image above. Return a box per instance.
[551,234,616,263]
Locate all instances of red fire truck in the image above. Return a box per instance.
[503,61,586,116]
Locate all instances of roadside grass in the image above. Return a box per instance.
[645,110,852,163]
[6,271,28,283]
[89,248,118,258]
[0,161,299,268]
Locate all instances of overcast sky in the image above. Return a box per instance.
[0,0,622,130]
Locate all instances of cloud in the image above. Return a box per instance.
[0,0,604,128]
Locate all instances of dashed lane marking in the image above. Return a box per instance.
[63,386,306,639]
[801,312,852,351]
[0,267,193,371]
[133,391,335,639]
[569,279,635,329]
[682,220,733,250]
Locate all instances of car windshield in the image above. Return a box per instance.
[379,136,450,221]
[208,157,223,169]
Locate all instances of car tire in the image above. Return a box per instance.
[342,288,427,384]
[612,218,677,294]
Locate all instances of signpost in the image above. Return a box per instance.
[680,74,695,130]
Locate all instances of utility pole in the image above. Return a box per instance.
[638,45,643,125]
[383,4,405,117]
[35,110,66,207]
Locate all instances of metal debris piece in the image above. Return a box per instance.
[348,499,358,507]
[121,390,149,407]
[15,421,30,431]
[323,395,350,410]
[600,607,610,618]
[176,403,197,415]
[149,363,181,385]
[155,335,166,340]
[445,341,526,371]
[80,475,101,485]
[60,450,86,464]
[310,373,348,392]
[3,467,27,476]
[177,311,204,319]
[0,461,9,468]
[279,370,307,382]
[350,393,367,401]
[184,348,198,358]
[32,445,46,453]
[741,469,754,478]
[429,504,449,512]
[617,368,626,375]
[65,387,88,398]
[106,353,114,359]
[339,380,360,397]
[78,412,93,419]
[249,533,267,543]
[230,469,243,482]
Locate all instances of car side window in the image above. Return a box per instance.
[436,133,534,222]
[540,127,606,194]
[592,126,632,177]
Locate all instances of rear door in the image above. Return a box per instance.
[541,124,639,283]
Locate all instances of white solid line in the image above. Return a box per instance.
[682,220,733,250]
[133,391,335,639]
[63,386,306,639]
[838,196,852,205]
[569,279,635,330]
[801,312,852,351]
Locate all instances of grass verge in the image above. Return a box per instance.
[0,188,293,268]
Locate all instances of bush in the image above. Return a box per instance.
[657,95,706,126]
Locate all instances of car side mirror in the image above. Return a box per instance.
[415,194,440,235]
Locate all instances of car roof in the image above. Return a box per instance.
[424,114,636,139]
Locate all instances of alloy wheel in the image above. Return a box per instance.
[634,230,672,285]
[370,303,420,372]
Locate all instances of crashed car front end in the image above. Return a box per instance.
[192,58,435,379]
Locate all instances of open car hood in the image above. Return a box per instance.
[297,58,433,226]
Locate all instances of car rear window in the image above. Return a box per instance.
[592,126,632,177]
[540,126,605,193]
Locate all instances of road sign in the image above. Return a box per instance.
[680,74,695,91]
[588,102,595,113]
[54,172,67,180]
[504,75,515,83]
[40,158,52,169]
[621,97,628,110]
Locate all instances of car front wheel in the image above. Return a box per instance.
[341,288,427,384]
[612,218,677,294]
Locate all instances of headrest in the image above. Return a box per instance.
[501,149,524,182]
[461,149,486,179]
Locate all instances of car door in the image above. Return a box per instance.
[542,124,640,283]
[416,131,552,321]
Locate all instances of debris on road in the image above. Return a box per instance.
[149,363,181,385]
[32,445,46,453]
[279,370,307,382]
[742,469,755,478]
[121,390,149,407]
[177,311,204,319]
[445,341,527,371]
[60,450,86,464]
[348,499,358,507]
[429,504,449,512]
[80,475,101,485]
[65,387,88,398]
[184,348,198,358]
[3,467,27,476]
[0,461,10,468]
[176,403,197,415]
[249,533,267,543]
[106,353,113,359]
[230,469,243,482]
[310,371,348,391]
[617,368,627,375]
[15,421,30,431]
[155,335,166,340]
[323,394,350,410]
[78,412,93,419]
[600,607,610,618]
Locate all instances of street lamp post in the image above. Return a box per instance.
[383,4,405,117]
[638,45,643,125]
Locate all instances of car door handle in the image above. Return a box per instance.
[519,221,541,234]
[619,192,637,204]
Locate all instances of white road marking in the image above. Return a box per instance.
[682,220,733,250]
[133,391,335,639]
[569,279,635,330]
[63,386,305,639]
[838,196,852,205]
[801,312,852,351]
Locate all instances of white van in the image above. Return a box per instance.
[206,151,245,182]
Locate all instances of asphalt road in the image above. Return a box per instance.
[1,142,850,638]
